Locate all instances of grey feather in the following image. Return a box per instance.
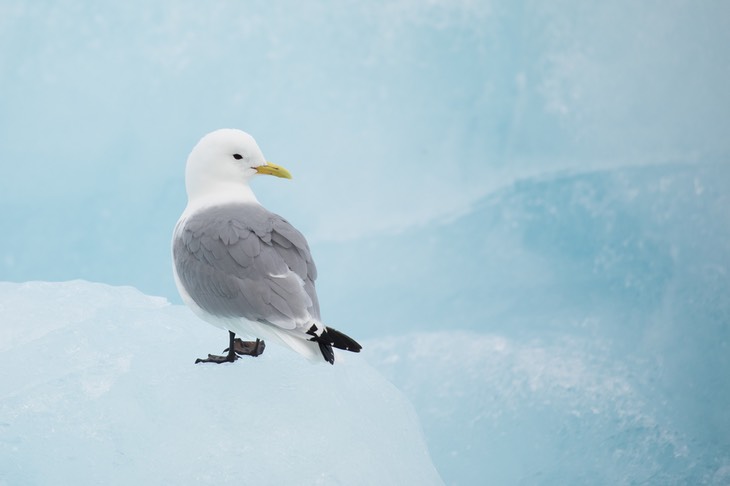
[173,203,320,328]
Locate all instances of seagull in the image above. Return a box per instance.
[172,129,362,364]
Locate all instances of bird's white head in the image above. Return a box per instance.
[184,128,292,206]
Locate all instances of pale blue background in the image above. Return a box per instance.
[1,1,729,484]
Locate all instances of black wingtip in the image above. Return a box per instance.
[307,325,362,363]
[318,342,335,365]
[321,326,363,353]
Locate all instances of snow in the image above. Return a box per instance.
[0,281,442,486]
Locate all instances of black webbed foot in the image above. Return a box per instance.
[195,331,265,364]
[226,338,266,357]
[195,352,238,364]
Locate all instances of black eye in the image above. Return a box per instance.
[232,153,243,160]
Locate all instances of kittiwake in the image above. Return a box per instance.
[172,129,362,364]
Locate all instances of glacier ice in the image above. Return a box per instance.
[1,1,729,299]
[0,281,442,486]
[319,162,730,337]
[328,162,730,484]
[368,332,730,485]
[0,1,729,485]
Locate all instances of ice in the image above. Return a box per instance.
[1,1,729,484]
[326,162,730,483]
[368,332,726,484]
[1,1,728,299]
[0,281,443,486]
[318,162,730,337]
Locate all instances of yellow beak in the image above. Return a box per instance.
[254,162,292,179]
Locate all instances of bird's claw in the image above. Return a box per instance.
[228,338,265,357]
[196,334,265,364]
[194,353,239,364]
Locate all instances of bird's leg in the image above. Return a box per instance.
[194,331,239,364]
[230,337,266,357]
[194,331,266,364]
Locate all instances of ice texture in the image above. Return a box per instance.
[368,332,730,485]
[327,162,730,484]
[0,281,442,486]
[1,1,728,300]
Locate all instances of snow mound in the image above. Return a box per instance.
[0,281,442,486]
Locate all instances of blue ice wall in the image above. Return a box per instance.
[340,161,730,483]
[1,1,728,300]
[1,1,729,484]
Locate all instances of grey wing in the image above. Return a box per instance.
[271,217,320,319]
[173,205,320,330]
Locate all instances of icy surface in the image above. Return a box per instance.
[0,281,442,486]
[368,332,730,485]
[335,162,730,484]
[1,1,729,485]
